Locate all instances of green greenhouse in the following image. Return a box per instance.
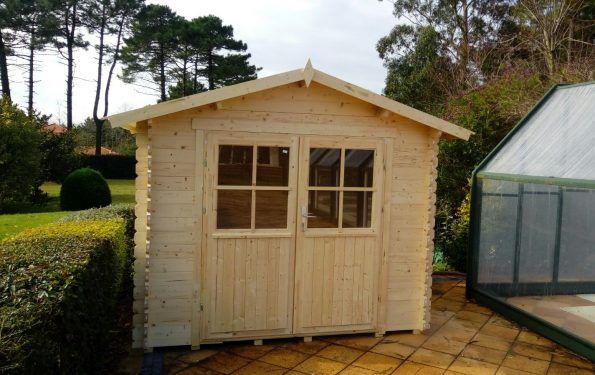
[468,82,595,361]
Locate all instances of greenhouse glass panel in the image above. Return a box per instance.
[483,84,595,180]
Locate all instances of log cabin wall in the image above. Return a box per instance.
[141,81,437,348]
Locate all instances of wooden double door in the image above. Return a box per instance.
[201,131,385,342]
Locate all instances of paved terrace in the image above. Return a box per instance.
[157,277,594,375]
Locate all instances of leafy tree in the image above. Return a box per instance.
[9,0,58,116]
[193,15,259,91]
[120,4,184,101]
[87,0,143,155]
[73,117,136,156]
[0,97,42,210]
[378,25,452,112]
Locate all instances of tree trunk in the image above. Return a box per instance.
[66,5,77,130]
[104,14,126,117]
[0,30,11,99]
[159,45,166,101]
[193,55,198,93]
[27,30,35,117]
[93,4,107,156]
[208,49,214,90]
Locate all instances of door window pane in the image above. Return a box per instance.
[255,191,288,229]
[256,146,290,186]
[342,192,372,228]
[217,190,251,229]
[344,149,374,187]
[309,148,340,187]
[218,145,253,185]
[308,190,339,228]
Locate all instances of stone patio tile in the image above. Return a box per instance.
[546,362,594,375]
[448,356,499,375]
[176,349,219,364]
[164,359,192,374]
[551,350,594,370]
[455,310,491,325]
[351,352,402,374]
[393,361,445,374]
[326,334,382,351]
[294,356,347,375]
[409,348,456,369]
[228,344,275,359]
[383,332,430,348]
[258,348,309,369]
[488,314,520,329]
[511,342,553,361]
[232,360,285,375]
[435,321,478,343]
[316,344,364,364]
[501,353,550,375]
[517,331,555,349]
[479,323,520,342]
[431,310,456,327]
[422,334,468,356]
[199,352,251,374]
[460,344,507,365]
[281,339,329,355]
[177,366,224,375]
[338,365,378,374]
[432,298,465,313]
[470,332,514,351]
[371,341,416,359]
[496,367,535,375]
[462,303,493,316]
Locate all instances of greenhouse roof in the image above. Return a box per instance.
[482,82,595,181]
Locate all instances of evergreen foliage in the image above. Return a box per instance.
[60,168,112,211]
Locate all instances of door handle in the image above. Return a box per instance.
[301,206,315,231]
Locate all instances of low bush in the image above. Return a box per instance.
[60,168,112,211]
[0,219,127,373]
[81,154,136,179]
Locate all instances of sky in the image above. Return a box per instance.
[8,0,397,125]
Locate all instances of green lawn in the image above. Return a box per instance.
[0,179,135,240]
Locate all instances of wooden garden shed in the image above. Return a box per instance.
[107,60,472,350]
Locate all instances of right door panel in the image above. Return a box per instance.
[293,136,384,334]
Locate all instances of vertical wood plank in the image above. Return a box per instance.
[256,239,268,329]
[322,238,335,326]
[215,240,225,331]
[301,237,313,328]
[311,237,325,326]
[233,239,246,331]
[222,240,235,332]
[332,236,345,326]
[353,237,365,324]
[363,237,375,323]
[245,238,257,330]
[266,239,279,329]
[278,238,290,328]
[342,236,355,325]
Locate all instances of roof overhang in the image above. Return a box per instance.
[106,60,472,140]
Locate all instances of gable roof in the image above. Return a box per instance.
[106,60,472,140]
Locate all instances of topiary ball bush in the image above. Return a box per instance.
[60,168,112,211]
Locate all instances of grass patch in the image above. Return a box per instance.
[0,180,134,239]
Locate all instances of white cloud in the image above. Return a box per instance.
[8,0,396,124]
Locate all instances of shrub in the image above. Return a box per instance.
[81,154,136,179]
[0,98,42,211]
[0,219,127,373]
[60,168,112,211]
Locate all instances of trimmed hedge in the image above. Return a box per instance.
[0,219,127,373]
[60,168,112,211]
[81,155,136,179]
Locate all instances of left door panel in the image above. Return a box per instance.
[201,132,298,341]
